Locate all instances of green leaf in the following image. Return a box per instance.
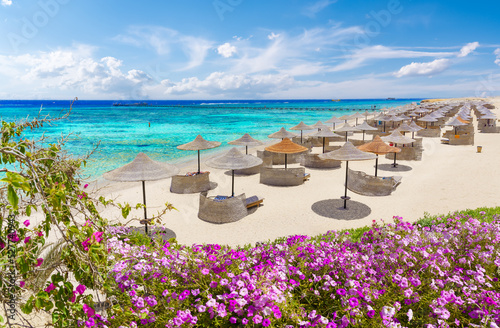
[26,205,31,216]
[7,185,19,209]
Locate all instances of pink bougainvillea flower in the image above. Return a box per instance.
[84,184,89,189]
[23,220,30,227]
[8,232,19,243]
[37,231,43,237]
[36,258,43,267]
[76,284,86,295]
[92,231,104,244]
[70,291,77,303]
[82,304,95,317]
[45,283,56,293]
[19,281,25,288]
[24,236,31,244]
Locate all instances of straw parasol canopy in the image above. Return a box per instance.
[335,122,360,141]
[350,112,365,125]
[418,115,438,128]
[268,127,298,140]
[381,130,415,145]
[206,147,263,196]
[319,142,376,209]
[308,129,342,153]
[290,121,314,143]
[357,135,400,176]
[325,116,344,130]
[381,131,415,167]
[265,138,308,169]
[445,117,467,135]
[228,133,263,154]
[178,135,221,173]
[377,115,393,132]
[355,121,378,140]
[103,152,180,234]
[310,120,330,131]
[339,114,352,122]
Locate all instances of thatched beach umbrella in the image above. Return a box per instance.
[228,133,263,155]
[357,135,401,176]
[310,121,330,131]
[265,138,308,169]
[339,114,352,123]
[355,121,378,141]
[325,116,344,130]
[319,142,376,209]
[418,115,438,128]
[350,112,365,125]
[377,115,393,132]
[445,117,467,135]
[308,129,342,153]
[268,127,298,140]
[381,131,415,167]
[480,113,497,125]
[290,121,314,144]
[335,122,360,141]
[103,152,179,234]
[206,147,263,196]
[178,135,221,174]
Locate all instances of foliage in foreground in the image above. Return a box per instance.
[0,105,173,327]
[106,214,500,327]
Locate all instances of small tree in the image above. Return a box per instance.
[0,99,173,327]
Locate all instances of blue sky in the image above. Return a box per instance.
[0,0,499,100]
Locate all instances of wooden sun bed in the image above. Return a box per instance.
[245,196,264,208]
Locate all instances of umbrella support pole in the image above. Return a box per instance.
[392,152,398,168]
[345,132,348,142]
[246,146,248,155]
[322,137,325,153]
[341,161,351,209]
[363,131,365,141]
[300,131,303,144]
[285,154,288,170]
[142,180,148,235]
[197,150,201,174]
[231,170,235,197]
[375,156,378,177]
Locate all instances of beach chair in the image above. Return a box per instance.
[245,196,264,208]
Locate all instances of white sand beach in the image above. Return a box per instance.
[94,97,500,247]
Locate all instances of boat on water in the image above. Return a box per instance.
[386,97,396,100]
[331,99,341,102]
[113,102,150,107]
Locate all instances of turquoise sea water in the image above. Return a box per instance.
[0,99,421,178]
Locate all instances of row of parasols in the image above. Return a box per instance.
[102,120,416,232]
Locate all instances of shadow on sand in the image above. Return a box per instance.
[376,163,413,172]
[311,199,371,220]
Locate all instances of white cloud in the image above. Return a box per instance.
[267,32,280,40]
[217,42,237,58]
[331,45,453,72]
[156,71,295,97]
[457,42,479,57]
[393,58,450,78]
[0,45,152,98]
[114,26,213,70]
[303,0,337,18]
[494,48,500,66]
[1,0,12,6]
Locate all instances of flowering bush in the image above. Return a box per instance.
[105,214,500,327]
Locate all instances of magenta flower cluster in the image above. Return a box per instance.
[106,215,500,327]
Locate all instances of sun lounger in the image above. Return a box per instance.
[245,195,264,208]
[259,167,307,186]
[198,192,247,224]
[347,168,401,196]
[170,172,215,194]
